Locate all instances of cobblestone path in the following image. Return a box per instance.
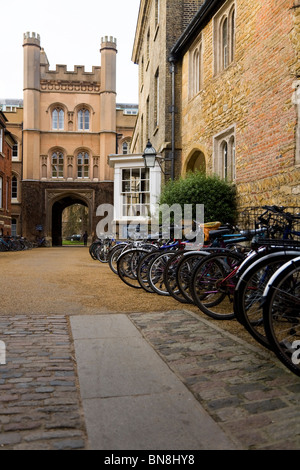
[130,310,300,450]
[0,314,87,450]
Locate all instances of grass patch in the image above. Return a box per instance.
[62,240,84,246]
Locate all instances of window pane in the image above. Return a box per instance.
[12,177,17,199]
[52,110,58,129]
[78,110,83,130]
[122,169,130,180]
[84,110,89,130]
[223,18,228,68]
[12,145,18,158]
[59,109,64,130]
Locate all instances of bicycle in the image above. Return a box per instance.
[262,255,300,376]
[234,241,300,348]
[189,250,245,320]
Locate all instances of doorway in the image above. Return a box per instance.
[52,196,89,246]
[186,151,206,174]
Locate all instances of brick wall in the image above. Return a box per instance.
[180,0,300,208]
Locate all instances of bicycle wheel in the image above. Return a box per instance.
[263,256,300,376]
[190,251,244,320]
[148,250,179,295]
[89,241,102,260]
[117,248,150,289]
[108,243,128,274]
[137,250,161,293]
[176,251,210,303]
[163,250,191,303]
[234,250,300,349]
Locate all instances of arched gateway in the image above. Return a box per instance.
[21,33,129,245]
[51,193,90,246]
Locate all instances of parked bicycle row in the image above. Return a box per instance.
[0,236,34,252]
[90,205,300,377]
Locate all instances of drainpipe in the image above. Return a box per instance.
[169,56,176,180]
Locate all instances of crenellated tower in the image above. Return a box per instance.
[99,36,117,180]
[23,32,41,180]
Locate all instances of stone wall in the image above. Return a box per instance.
[180,0,300,209]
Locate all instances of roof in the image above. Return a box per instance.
[169,0,225,61]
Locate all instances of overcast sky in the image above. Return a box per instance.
[0,0,140,103]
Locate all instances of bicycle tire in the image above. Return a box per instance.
[108,243,128,274]
[148,249,180,295]
[176,251,210,303]
[263,256,300,376]
[96,241,111,263]
[234,250,300,349]
[190,250,244,320]
[137,250,161,293]
[117,248,151,289]
[163,250,191,303]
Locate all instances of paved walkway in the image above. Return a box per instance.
[0,308,299,450]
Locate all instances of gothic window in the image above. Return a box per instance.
[78,109,90,131]
[222,18,229,69]
[77,152,89,178]
[52,108,64,130]
[214,1,235,73]
[52,152,64,178]
[189,39,202,98]
[213,126,236,181]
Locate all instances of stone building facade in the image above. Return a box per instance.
[19,32,137,245]
[131,0,204,179]
[169,0,300,208]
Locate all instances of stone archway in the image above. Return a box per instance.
[185,150,206,174]
[46,190,93,246]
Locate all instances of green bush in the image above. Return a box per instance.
[159,172,237,224]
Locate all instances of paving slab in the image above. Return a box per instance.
[70,314,239,450]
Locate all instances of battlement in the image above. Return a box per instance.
[101,36,117,45]
[23,32,41,46]
[40,64,101,83]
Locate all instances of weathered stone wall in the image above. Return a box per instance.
[181,0,300,209]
